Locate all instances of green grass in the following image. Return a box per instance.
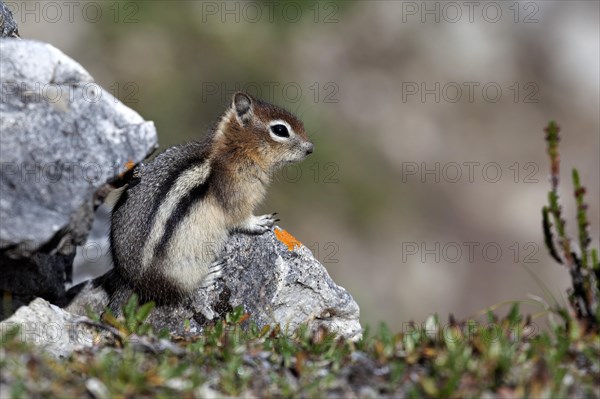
[1,302,599,398]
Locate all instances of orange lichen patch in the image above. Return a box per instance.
[274,227,303,251]
[118,160,136,178]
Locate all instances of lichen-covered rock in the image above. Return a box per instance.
[0,39,158,318]
[66,228,362,340]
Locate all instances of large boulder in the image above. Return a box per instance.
[66,228,362,341]
[0,39,158,318]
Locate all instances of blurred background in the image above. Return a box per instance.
[9,0,599,331]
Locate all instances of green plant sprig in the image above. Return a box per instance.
[542,121,599,332]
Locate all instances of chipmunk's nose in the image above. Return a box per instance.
[305,142,314,155]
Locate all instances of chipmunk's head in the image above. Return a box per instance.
[217,92,313,170]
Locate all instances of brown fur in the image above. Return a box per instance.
[110,92,313,304]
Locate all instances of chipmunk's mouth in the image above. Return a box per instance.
[273,146,314,169]
[292,152,311,162]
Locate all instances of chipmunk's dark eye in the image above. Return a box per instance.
[270,124,289,138]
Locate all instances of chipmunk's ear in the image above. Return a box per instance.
[232,92,253,125]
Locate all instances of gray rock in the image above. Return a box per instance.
[0,297,95,358]
[0,1,19,38]
[0,39,157,317]
[66,228,362,340]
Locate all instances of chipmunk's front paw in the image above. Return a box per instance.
[236,213,280,234]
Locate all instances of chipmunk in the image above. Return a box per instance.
[109,92,313,304]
